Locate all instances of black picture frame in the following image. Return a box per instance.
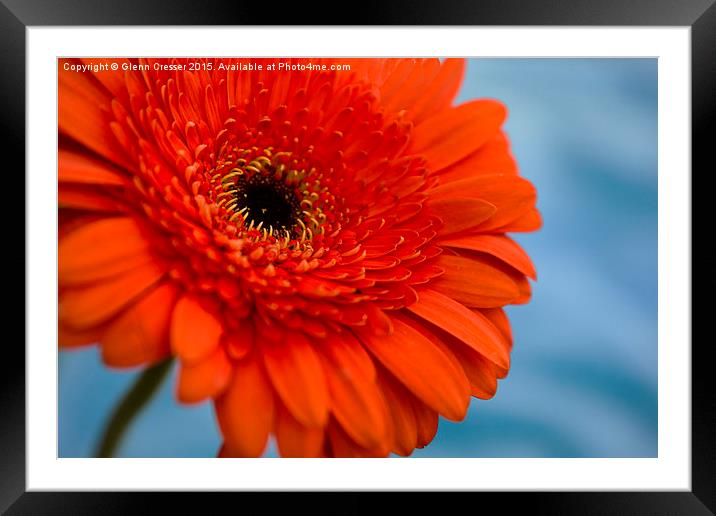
[4,1,714,513]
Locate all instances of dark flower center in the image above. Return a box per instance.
[214,148,336,245]
[234,172,301,235]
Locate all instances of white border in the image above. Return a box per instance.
[27,27,690,490]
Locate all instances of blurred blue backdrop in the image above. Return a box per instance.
[59,58,658,458]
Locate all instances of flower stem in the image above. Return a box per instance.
[95,358,174,458]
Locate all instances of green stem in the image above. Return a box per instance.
[95,358,174,458]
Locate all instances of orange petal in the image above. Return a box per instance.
[438,131,518,181]
[59,260,165,329]
[438,233,537,279]
[457,250,533,305]
[58,61,133,170]
[64,252,152,288]
[170,295,223,364]
[427,197,496,235]
[498,206,543,232]
[357,317,470,421]
[101,282,177,368]
[409,396,439,448]
[476,308,511,380]
[402,315,479,405]
[431,254,520,307]
[408,289,510,369]
[409,58,466,124]
[319,331,376,380]
[435,312,504,396]
[58,322,104,349]
[381,59,440,116]
[58,211,104,239]
[441,332,498,400]
[58,148,127,186]
[446,337,500,400]
[318,332,387,450]
[410,100,506,172]
[217,443,233,458]
[80,58,131,99]
[261,332,329,428]
[430,174,537,230]
[481,307,513,350]
[215,353,273,457]
[379,59,418,97]
[513,274,533,304]
[365,303,394,337]
[223,318,255,360]
[176,345,232,404]
[377,371,418,456]
[59,185,125,213]
[59,217,153,286]
[275,402,325,458]
[326,418,388,458]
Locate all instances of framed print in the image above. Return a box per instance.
[5,0,715,513]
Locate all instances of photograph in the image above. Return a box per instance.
[57,56,656,459]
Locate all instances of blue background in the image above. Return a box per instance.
[59,59,658,458]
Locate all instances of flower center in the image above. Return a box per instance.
[212,148,338,246]
[233,172,301,236]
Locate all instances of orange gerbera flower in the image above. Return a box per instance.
[58,58,540,457]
